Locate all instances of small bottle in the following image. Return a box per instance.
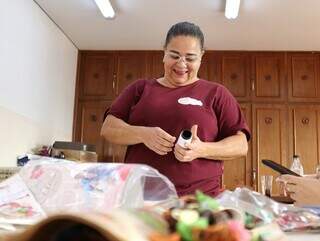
[290,155,304,176]
[177,130,192,149]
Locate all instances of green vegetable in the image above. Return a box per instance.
[195,190,220,211]
[176,218,208,241]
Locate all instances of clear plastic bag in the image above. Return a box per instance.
[217,188,320,232]
[17,157,178,214]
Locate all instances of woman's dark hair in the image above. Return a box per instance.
[164,22,204,50]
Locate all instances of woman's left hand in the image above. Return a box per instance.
[174,125,205,162]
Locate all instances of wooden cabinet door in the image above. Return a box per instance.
[146,51,164,79]
[220,52,250,101]
[76,101,111,161]
[198,51,216,81]
[251,53,287,102]
[252,104,288,195]
[198,51,221,83]
[223,103,252,190]
[288,105,320,174]
[75,100,127,162]
[115,51,148,95]
[288,53,320,102]
[197,52,210,81]
[80,52,116,99]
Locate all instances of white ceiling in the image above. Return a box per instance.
[34,0,320,51]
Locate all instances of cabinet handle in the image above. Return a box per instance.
[302,117,309,125]
[90,115,97,122]
[230,73,238,80]
[264,74,271,81]
[112,73,116,92]
[251,80,255,91]
[265,117,273,124]
[252,168,257,189]
[126,73,133,80]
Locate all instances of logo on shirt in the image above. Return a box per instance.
[178,97,203,106]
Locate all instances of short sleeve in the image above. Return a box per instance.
[106,79,147,121]
[213,86,251,141]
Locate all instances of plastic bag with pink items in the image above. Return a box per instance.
[217,188,320,232]
[18,158,178,214]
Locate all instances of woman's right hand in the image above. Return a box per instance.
[140,127,176,155]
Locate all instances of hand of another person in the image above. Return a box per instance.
[140,127,176,155]
[277,175,320,206]
[174,125,204,162]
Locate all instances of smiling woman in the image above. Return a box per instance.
[161,23,204,88]
[161,36,203,88]
[100,22,251,197]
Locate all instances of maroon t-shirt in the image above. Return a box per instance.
[108,79,250,196]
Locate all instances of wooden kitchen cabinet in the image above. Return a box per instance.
[219,52,250,101]
[252,104,288,195]
[74,100,127,162]
[79,51,149,100]
[206,52,287,102]
[75,101,111,161]
[197,51,211,81]
[115,51,148,95]
[288,105,320,173]
[197,52,220,83]
[251,52,287,102]
[146,51,164,79]
[223,103,252,190]
[79,52,116,100]
[288,53,320,102]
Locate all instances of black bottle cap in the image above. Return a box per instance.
[181,130,192,140]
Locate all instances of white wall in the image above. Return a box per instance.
[0,0,78,166]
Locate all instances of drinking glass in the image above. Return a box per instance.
[261,175,273,197]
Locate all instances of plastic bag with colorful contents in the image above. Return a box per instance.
[16,157,178,213]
